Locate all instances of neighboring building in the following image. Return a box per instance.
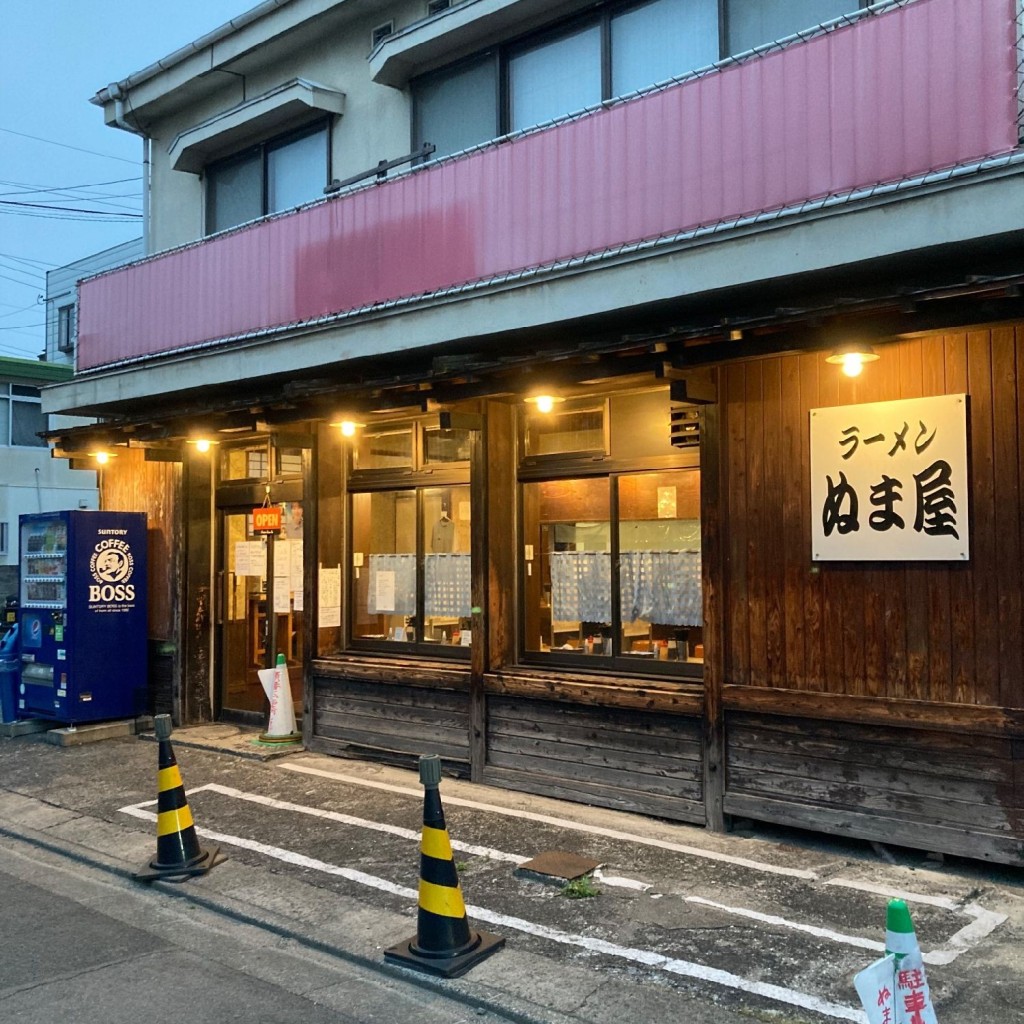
[42,0,1024,864]
[45,239,145,367]
[0,358,98,597]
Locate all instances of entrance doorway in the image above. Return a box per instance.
[218,502,304,721]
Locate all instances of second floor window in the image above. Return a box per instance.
[413,0,863,159]
[205,120,330,235]
[57,304,76,355]
[0,384,47,448]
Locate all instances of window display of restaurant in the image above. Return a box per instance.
[42,0,1024,866]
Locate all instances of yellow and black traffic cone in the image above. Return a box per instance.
[384,754,504,978]
[135,715,224,882]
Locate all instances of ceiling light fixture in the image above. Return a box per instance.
[825,342,880,378]
[524,393,565,414]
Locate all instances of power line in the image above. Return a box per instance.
[0,127,138,165]
[0,258,45,279]
[0,322,45,331]
[0,208,141,224]
[0,176,141,197]
[0,301,40,319]
[0,252,58,269]
[0,199,143,217]
[0,272,45,289]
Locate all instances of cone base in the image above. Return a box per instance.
[384,929,504,979]
[257,730,302,744]
[134,846,226,882]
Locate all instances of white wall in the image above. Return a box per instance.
[145,0,425,252]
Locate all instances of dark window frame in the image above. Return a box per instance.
[204,117,332,235]
[6,384,47,449]
[515,388,702,680]
[412,0,868,156]
[57,304,76,354]
[346,417,473,660]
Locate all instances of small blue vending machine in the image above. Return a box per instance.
[18,510,147,723]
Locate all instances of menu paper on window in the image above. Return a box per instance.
[375,570,396,612]
[273,577,291,613]
[318,565,341,628]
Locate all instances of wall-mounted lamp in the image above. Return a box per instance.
[89,450,118,465]
[186,437,219,454]
[523,393,565,414]
[825,342,880,378]
[331,419,366,437]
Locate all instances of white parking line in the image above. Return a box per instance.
[280,761,819,880]
[119,781,1005,968]
[118,792,865,1022]
[276,762,1008,964]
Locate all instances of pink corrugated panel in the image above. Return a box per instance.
[78,0,1018,370]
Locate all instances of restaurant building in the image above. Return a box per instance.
[44,0,1024,864]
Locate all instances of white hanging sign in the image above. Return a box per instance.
[810,394,969,562]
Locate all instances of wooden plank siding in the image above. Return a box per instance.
[309,672,472,776]
[100,447,182,716]
[482,696,704,823]
[723,712,1024,863]
[719,326,1024,863]
[721,328,1024,708]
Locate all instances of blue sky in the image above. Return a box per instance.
[0,0,251,360]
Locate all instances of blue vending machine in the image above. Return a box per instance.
[18,510,148,723]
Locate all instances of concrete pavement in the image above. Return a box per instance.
[1,724,1023,1023]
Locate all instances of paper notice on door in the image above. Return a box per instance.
[273,576,291,613]
[375,570,396,612]
[318,566,341,628]
[235,540,266,577]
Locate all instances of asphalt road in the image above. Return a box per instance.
[0,841,508,1024]
[1,730,1023,1023]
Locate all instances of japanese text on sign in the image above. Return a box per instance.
[810,394,968,562]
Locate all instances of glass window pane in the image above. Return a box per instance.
[727,0,861,55]
[618,470,702,663]
[612,0,720,96]
[525,399,605,456]
[351,490,417,642]
[267,125,328,214]
[220,443,268,481]
[509,24,602,132]
[352,426,414,470]
[206,150,263,234]
[276,447,304,476]
[415,55,499,158]
[0,398,10,445]
[422,486,472,646]
[523,477,611,655]
[11,401,46,446]
[423,426,472,464]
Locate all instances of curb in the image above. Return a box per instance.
[0,809,570,1024]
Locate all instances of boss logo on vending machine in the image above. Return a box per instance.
[88,536,136,607]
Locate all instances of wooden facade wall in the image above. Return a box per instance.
[482,696,704,822]
[720,327,1024,707]
[310,663,472,775]
[100,449,181,642]
[715,326,1024,863]
[101,450,182,716]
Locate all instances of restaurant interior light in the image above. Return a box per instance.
[825,342,880,378]
[524,393,565,414]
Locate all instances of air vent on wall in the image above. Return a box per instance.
[371,21,394,48]
[669,406,701,449]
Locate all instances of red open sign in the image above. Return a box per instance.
[253,506,282,534]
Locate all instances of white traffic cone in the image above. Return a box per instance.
[257,653,301,744]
